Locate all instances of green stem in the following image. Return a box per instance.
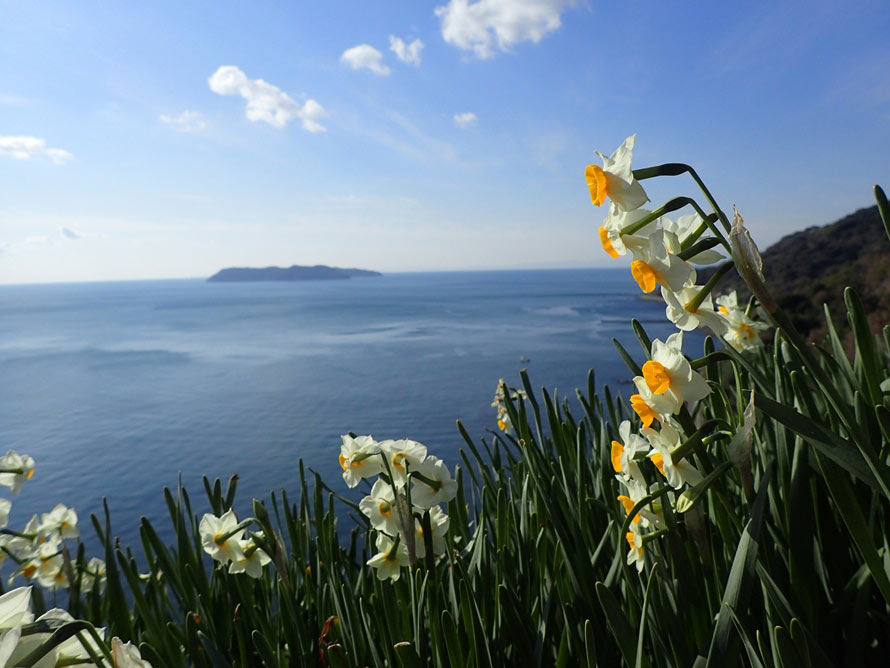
[686,261,734,313]
[633,163,732,233]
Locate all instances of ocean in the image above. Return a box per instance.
[0,269,700,552]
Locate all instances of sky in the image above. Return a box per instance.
[1,0,889,284]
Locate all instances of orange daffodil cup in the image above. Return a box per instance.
[585,135,770,570]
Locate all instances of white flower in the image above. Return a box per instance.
[716,291,769,351]
[598,206,658,259]
[625,526,645,572]
[199,510,245,564]
[0,587,33,630]
[112,637,153,667]
[359,479,400,535]
[662,286,729,335]
[39,504,79,540]
[380,439,427,485]
[0,451,35,496]
[366,532,410,581]
[227,539,271,579]
[414,506,450,558]
[6,607,107,668]
[339,435,383,488]
[642,423,703,490]
[609,420,648,480]
[410,456,457,509]
[660,213,724,264]
[80,557,107,593]
[585,134,649,212]
[641,332,711,406]
[629,231,695,294]
[629,376,679,428]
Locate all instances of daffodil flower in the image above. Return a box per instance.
[411,456,458,509]
[625,526,645,572]
[610,420,648,479]
[199,509,246,564]
[339,435,383,488]
[629,376,680,428]
[0,451,35,496]
[228,539,271,578]
[661,213,724,264]
[641,332,711,406]
[413,506,450,558]
[80,557,107,593]
[0,587,34,630]
[661,285,729,335]
[598,206,658,259]
[629,231,695,294]
[642,423,703,489]
[381,439,428,485]
[585,134,649,211]
[366,532,410,581]
[359,478,401,535]
[715,291,769,351]
[38,503,79,540]
[112,637,154,668]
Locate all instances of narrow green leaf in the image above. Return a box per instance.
[596,582,649,668]
[874,184,890,247]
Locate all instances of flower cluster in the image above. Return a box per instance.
[586,136,768,351]
[0,451,107,593]
[199,509,271,579]
[339,435,457,581]
[0,585,152,666]
[585,136,773,569]
[491,378,527,433]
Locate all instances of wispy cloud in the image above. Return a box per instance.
[340,44,391,76]
[435,0,576,59]
[208,66,327,132]
[0,136,73,164]
[389,36,424,66]
[453,112,478,128]
[159,110,206,132]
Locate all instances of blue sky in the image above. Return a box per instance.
[2,0,889,283]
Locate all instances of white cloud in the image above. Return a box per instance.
[435,0,575,59]
[453,112,478,128]
[0,136,73,164]
[159,110,206,132]
[340,44,391,76]
[61,227,80,240]
[389,36,424,66]
[208,66,327,132]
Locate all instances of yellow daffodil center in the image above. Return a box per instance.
[625,532,636,550]
[392,453,409,472]
[378,500,391,517]
[214,532,227,546]
[642,361,671,394]
[738,323,755,340]
[718,306,729,315]
[585,165,609,207]
[618,495,640,524]
[598,227,620,259]
[649,453,666,477]
[497,418,507,431]
[339,453,349,471]
[630,260,657,293]
[23,564,37,578]
[60,522,68,531]
[27,469,34,480]
[610,441,624,473]
[630,395,657,428]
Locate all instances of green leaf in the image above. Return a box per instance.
[874,184,890,247]
[754,394,880,490]
[596,582,649,668]
[845,287,883,405]
[705,464,773,668]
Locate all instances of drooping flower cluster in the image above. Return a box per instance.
[585,136,772,569]
[339,435,457,581]
[198,509,271,579]
[0,451,107,593]
[586,136,768,348]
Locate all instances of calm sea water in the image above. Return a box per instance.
[0,269,700,550]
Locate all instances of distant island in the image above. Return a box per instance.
[207,265,382,282]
